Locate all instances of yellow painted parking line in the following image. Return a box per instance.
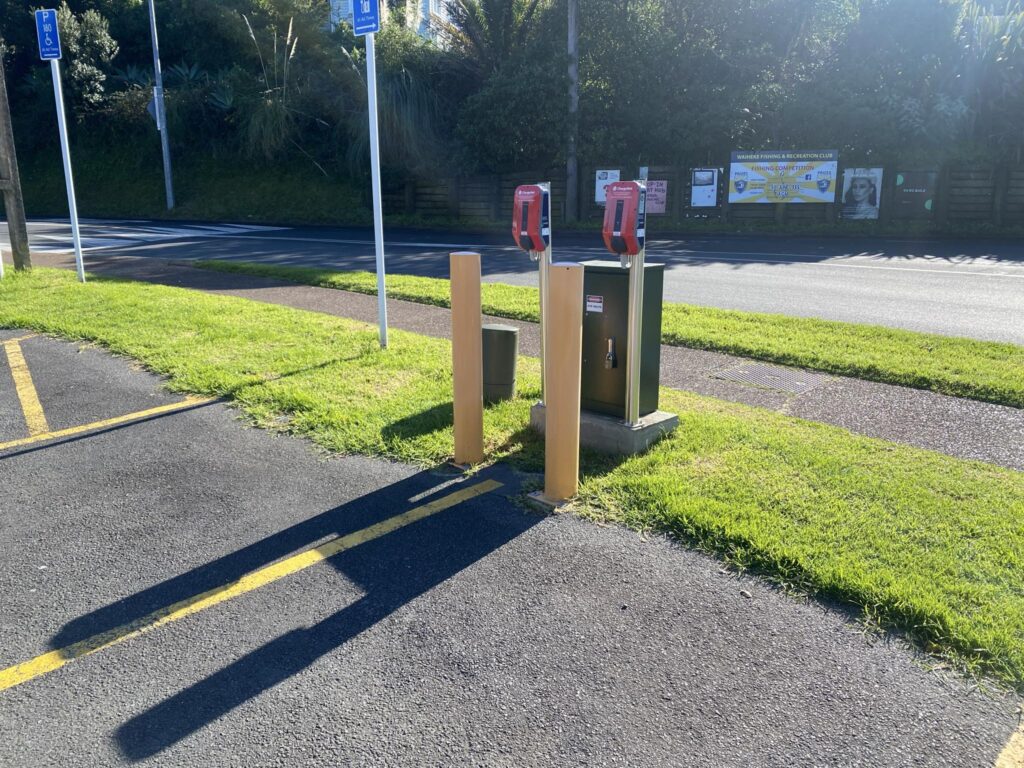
[3,338,49,435]
[2,333,38,345]
[0,478,502,692]
[0,396,216,453]
[997,727,1024,767]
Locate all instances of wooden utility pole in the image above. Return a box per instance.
[565,0,579,223]
[0,54,31,270]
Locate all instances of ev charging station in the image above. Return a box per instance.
[523,180,678,461]
[601,181,648,426]
[512,183,552,402]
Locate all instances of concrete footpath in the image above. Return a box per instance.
[0,329,1020,766]
[34,252,1024,471]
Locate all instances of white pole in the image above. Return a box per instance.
[50,59,84,283]
[147,0,175,210]
[364,32,388,349]
[0,248,5,280]
[625,246,645,426]
[538,243,549,403]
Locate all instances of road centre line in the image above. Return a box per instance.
[3,338,50,436]
[0,479,502,693]
[0,396,216,453]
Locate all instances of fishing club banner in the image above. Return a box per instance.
[729,150,838,204]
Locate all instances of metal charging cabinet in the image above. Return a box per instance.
[580,260,665,419]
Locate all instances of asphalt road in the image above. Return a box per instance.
[4,218,1023,345]
[0,331,1020,766]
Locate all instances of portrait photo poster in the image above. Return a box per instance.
[841,167,884,220]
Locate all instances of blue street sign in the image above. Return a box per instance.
[35,9,62,60]
[352,0,380,36]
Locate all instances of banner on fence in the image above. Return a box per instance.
[841,168,883,220]
[690,169,719,208]
[729,150,838,204]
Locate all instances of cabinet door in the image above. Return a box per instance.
[580,271,628,417]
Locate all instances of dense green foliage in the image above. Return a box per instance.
[2,0,1023,192]
[2,268,1023,688]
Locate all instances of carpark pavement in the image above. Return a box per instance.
[0,326,1022,765]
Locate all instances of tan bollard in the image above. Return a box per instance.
[544,263,585,502]
[450,251,484,465]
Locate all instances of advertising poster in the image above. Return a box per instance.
[893,171,938,218]
[647,180,668,214]
[595,169,620,203]
[840,168,883,220]
[690,169,719,208]
[728,150,838,204]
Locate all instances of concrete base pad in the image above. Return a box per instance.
[525,490,570,513]
[530,403,679,456]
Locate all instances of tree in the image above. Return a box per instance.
[55,1,120,113]
[439,0,546,80]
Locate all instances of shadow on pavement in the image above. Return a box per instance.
[46,464,538,761]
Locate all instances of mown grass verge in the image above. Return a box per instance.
[2,268,1022,689]
[193,260,1024,409]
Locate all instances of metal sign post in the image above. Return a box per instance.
[353,0,388,349]
[146,0,175,209]
[35,9,85,283]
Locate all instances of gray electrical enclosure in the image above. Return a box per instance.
[579,261,665,419]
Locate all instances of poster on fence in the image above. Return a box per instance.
[595,169,620,203]
[729,150,838,203]
[893,170,938,218]
[841,168,883,220]
[647,180,668,213]
[690,169,719,207]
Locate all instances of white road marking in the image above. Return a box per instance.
[23,223,287,253]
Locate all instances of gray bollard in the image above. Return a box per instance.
[482,324,519,404]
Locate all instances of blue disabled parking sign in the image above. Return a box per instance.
[353,0,380,35]
[35,9,62,60]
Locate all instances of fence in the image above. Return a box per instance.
[382,162,1024,229]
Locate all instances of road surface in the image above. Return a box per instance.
[3,218,1023,345]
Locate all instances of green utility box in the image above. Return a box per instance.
[482,323,519,403]
[580,261,664,419]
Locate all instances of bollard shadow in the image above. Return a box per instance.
[379,401,454,446]
[43,465,540,761]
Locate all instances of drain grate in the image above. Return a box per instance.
[712,362,829,394]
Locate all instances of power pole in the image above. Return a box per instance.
[565,0,579,223]
[0,53,31,270]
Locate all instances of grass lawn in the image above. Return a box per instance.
[2,268,1022,689]
[194,260,1024,409]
